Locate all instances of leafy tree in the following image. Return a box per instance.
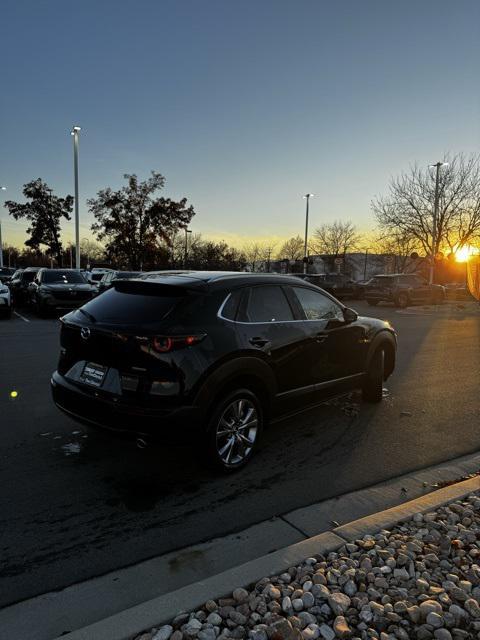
[277,235,304,261]
[4,179,72,266]
[88,172,196,270]
[310,220,361,257]
[372,153,480,258]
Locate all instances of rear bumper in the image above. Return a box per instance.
[51,371,202,440]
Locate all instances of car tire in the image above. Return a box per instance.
[205,388,263,472]
[366,299,379,306]
[395,292,409,308]
[434,290,445,305]
[363,347,385,403]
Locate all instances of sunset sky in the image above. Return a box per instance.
[1,0,479,250]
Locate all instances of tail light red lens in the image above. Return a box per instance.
[151,334,206,353]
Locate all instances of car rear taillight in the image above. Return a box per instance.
[151,334,206,353]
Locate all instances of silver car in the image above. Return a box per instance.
[0,282,12,318]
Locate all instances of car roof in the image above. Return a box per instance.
[140,270,338,292]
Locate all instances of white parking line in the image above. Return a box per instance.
[14,311,30,323]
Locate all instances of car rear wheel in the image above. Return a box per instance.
[363,347,384,403]
[206,389,263,472]
[395,292,409,308]
[366,299,379,306]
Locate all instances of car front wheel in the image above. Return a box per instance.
[206,389,263,472]
[363,347,384,403]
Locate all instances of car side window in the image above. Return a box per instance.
[220,289,243,321]
[291,286,344,321]
[242,286,294,323]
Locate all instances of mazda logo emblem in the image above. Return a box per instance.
[81,327,91,340]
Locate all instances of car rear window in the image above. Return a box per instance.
[76,286,185,325]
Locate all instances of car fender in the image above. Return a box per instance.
[193,356,277,416]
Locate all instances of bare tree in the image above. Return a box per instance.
[277,235,304,261]
[242,242,263,271]
[372,153,480,258]
[371,230,421,273]
[310,220,361,257]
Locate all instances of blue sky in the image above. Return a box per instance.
[1,0,479,248]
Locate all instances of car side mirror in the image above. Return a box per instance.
[343,307,358,324]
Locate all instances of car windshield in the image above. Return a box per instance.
[90,273,105,282]
[43,271,86,284]
[115,272,141,279]
[23,271,37,282]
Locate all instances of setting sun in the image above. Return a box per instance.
[455,244,480,262]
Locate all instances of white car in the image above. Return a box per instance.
[0,282,12,319]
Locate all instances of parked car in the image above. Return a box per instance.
[51,272,397,471]
[97,270,142,294]
[28,268,96,316]
[8,267,40,306]
[364,274,446,308]
[294,273,357,299]
[352,278,373,300]
[444,282,472,301]
[86,268,113,285]
[0,267,16,284]
[0,281,12,318]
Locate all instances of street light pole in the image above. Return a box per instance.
[303,194,314,274]
[363,247,369,280]
[184,229,192,269]
[71,126,81,269]
[429,162,448,284]
[0,186,6,269]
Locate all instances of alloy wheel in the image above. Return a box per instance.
[215,398,259,467]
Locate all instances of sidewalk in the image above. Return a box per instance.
[56,475,480,640]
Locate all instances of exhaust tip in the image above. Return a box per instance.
[136,437,148,449]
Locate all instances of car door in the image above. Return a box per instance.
[288,285,369,389]
[411,275,431,302]
[234,284,313,411]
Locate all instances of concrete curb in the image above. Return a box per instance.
[54,475,480,640]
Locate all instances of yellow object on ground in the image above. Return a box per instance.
[467,256,480,301]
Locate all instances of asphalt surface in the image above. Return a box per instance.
[0,300,479,608]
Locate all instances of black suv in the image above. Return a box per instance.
[51,272,397,471]
[0,267,16,284]
[8,267,39,306]
[97,270,142,294]
[295,273,357,299]
[29,269,96,315]
[364,274,446,308]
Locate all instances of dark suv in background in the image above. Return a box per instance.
[97,270,142,294]
[295,273,357,299]
[365,274,446,308]
[8,267,39,306]
[51,272,396,471]
[28,269,96,315]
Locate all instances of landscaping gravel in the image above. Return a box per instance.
[135,493,480,640]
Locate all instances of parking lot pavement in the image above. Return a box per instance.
[0,301,479,608]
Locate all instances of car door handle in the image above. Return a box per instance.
[315,332,329,343]
[249,337,271,349]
